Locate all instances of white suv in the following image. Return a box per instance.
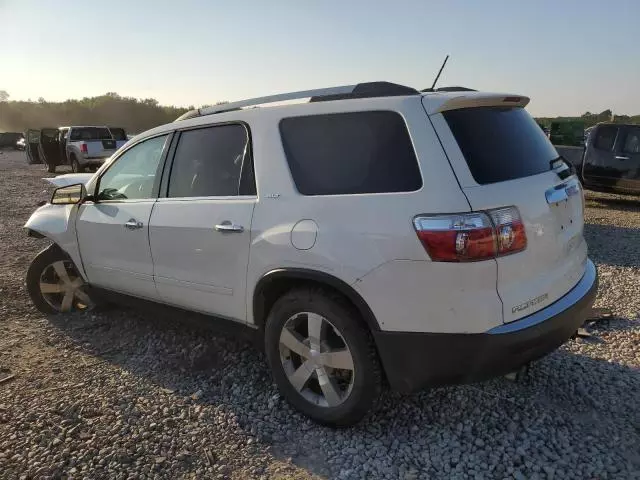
[24,82,598,426]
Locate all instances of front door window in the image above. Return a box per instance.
[96,134,169,201]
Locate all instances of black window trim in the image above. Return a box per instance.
[159,120,257,200]
[592,125,620,153]
[93,131,174,203]
[278,109,423,197]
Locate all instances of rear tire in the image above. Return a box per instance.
[26,245,94,314]
[71,155,84,173]
[264,288,382,426]
[47,162,56,173]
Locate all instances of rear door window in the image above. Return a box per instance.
[443,107,558,185]
[167,124,252,198]
[593,126,619,151]
[279,111,421,195]
[621,127,640,154]
[27,130,40,143]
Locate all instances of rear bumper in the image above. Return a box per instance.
[374,259,598,393]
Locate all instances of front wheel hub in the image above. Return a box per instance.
[39,260,92,312]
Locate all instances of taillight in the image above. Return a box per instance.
[413,206,526,262]
[80,143,88,153]
[488,207,527,255]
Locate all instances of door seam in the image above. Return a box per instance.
[243,201,258,324]
[148,199,161,299]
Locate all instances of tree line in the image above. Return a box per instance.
[536,109,640,128]
[1,90,638,134]
[0,91,190,134]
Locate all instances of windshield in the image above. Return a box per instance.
[443,107,559,184]
[70,127,112,141]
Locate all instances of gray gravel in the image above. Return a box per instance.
[1,149,639,479]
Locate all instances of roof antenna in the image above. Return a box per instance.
[424,55,449,92]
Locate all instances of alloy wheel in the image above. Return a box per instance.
[39,260,92,312]
[279,312,355,407]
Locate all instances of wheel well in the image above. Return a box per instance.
[253,270,380,334]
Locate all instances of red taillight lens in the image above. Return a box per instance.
[414,213,496,262]
[414,207,526,262]
[80,143,88,153]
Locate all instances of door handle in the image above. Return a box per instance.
[215,221,244,233]
[124,218,143,230]
[615,155,630,160]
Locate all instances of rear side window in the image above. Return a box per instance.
[621,127,640,154]
[593,126,618,151]
[279,111,421,195]
[444,107,558,185]
[70,127,112,141]
[167,124,252,198]
[109,128,127,141]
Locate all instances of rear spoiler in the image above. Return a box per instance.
[424,92,530,114]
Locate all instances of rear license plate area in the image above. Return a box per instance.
[102,140,116,149]
[550,199,574,228]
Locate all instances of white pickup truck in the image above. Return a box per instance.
[26,126,127,173]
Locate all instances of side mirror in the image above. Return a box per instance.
[51,183,87,205]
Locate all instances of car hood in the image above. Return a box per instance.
[44,173,94,188]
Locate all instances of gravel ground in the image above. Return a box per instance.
[0,149,639,479]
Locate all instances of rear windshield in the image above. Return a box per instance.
[444,107,558,184]
[108,128,127,141]
[70,127,112,141]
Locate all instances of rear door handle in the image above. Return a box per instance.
[215,221,244,233]
[124,218,143,230]
[615,155,630,160]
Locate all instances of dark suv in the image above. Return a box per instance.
[582,123,640,195]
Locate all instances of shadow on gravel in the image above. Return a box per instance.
[584,223,640,268]
[45,309,640,478]
[584,193,640,213]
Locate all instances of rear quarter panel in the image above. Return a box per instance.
[239,97,502,331]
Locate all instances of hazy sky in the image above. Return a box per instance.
[1,0,638,116]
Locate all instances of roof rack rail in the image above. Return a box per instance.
[175,82,419,121]
[421,86,477,93]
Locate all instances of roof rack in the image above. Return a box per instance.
[175,82,420,121]
[421,86,477,93]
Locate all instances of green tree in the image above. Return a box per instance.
[0,90,9,102]
[0,93,189,133]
